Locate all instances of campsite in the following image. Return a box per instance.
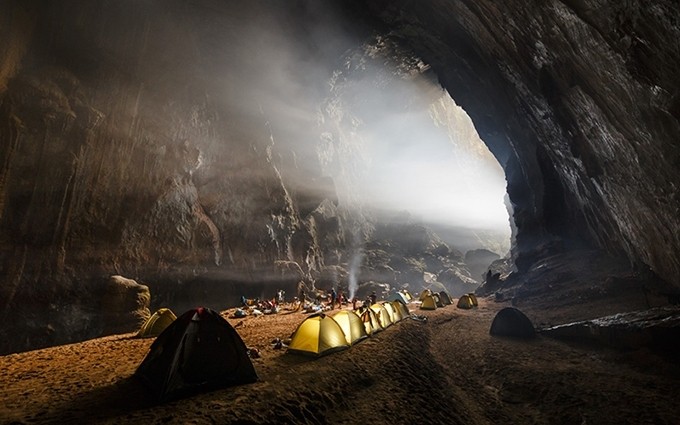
[1,295,679,424]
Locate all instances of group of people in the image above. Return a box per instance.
[296,281,378,312]
[239,295,281,314]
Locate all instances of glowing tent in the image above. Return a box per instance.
[467,293,479,307]
[359,307,383,335]
[419,289,432,301]
[391,300,410,320]
[382,302,398,323]
[370,303,393,328]
[137,308,177,338]
[420,295,437,310]
[457,294,475,309]
[288,313,349,356]
[332,310,368,345]
[432,293,444,308]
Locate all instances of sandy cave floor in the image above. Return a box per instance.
[1,298,679,425]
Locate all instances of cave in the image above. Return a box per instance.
[1,1,679,423]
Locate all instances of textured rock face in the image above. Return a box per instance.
[356,0,680,283]
[1,0,679,354]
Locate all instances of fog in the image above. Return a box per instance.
[66,1,511,252]
[218,3,512,247]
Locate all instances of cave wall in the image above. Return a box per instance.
[0,0,361,353]
[354,0,680,281]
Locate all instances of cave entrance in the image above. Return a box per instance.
[319,38,512,258]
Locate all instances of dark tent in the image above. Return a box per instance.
[438,291,452,305]
[489,307,535,339]
[135,307,257,401]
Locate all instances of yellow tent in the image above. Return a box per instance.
[389,301,403,322]
[332,311,368,345]
[370,303,393,328]
[382,302,398,323]
[137,308,177,338]
[288,313,350,356]
[359,307,382,335]
[457,294,474,309]
[391,300,410,320]
[467,293,479,307]
[432,293,444,308]
[420,295,437,310]
[419,289,432,301]
[402,290,413,301]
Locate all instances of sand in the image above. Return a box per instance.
[1,298,679,425]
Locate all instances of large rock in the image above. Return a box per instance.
[465,249,501,282]
[541,307,680,352]
[99,275,150,336]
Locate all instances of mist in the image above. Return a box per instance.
[210,3,512,253]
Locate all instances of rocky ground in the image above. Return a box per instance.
[1,291,679,425]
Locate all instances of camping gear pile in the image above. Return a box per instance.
[287,296,413,357]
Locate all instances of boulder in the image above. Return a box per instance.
[100,275,151,336]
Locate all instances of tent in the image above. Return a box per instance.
[382,301,398,323]
[370,303,393,328]
[438,291,452,306]
[457,294,475,309]
[387,291,409,305]
[389,301,403,322]
[490,307,535,339]
[432,293,444,308]
[391,300,410,320]
[288,313,350,356]
[420,295,437,310]
[137,308,177,338]
[401,290,413,301]
[135,307,257,401]
[332,310,368,345]
[467,293,479,307]
[419,289,432,301]
[359,307,382,335]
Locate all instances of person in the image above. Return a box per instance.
[337,290,344,308]
[330,288,337,309]
[352,297,359,310]
[298,282,306,302]
[240,295,248,307]
[369,291,377,305]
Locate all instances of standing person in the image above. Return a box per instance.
[337,290,344,309]
[369,291,377,305]
[297,281,306,311]
[330,287,337,309]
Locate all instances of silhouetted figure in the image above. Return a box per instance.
[369,291,377,305]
